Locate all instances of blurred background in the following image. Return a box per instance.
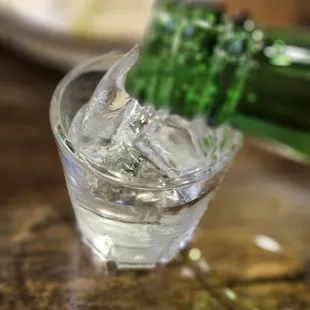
[1,0,310,69]
[1,1,310,309]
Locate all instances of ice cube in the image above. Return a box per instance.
[108,100,154,152]
[68,88,132,164]
[135,115,206,177]
[80,88,130,139]
[190,117,209,149]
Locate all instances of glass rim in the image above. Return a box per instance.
[50,51,242,190]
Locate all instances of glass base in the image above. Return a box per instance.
[72,200,198,270]
[82,236,173,270]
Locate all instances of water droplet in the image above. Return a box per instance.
[189,248,201,262]
[252,30,264,41]
[244,20,255,31]
[247,92,257,103]
[264,46,275,58]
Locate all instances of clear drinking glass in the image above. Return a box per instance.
[50,48,242,269]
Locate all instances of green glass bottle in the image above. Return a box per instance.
[125,0,310,157]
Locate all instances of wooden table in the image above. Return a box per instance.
[1,46,310,310]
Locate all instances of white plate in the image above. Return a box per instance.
[0,0,153,70]
[0,0,153,40]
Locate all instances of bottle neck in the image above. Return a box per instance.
[229,26,310,156]
[236,27,310,133]
[126,1,310,138]
[126,1,258,119]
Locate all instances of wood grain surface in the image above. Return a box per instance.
[1,44,310,310]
